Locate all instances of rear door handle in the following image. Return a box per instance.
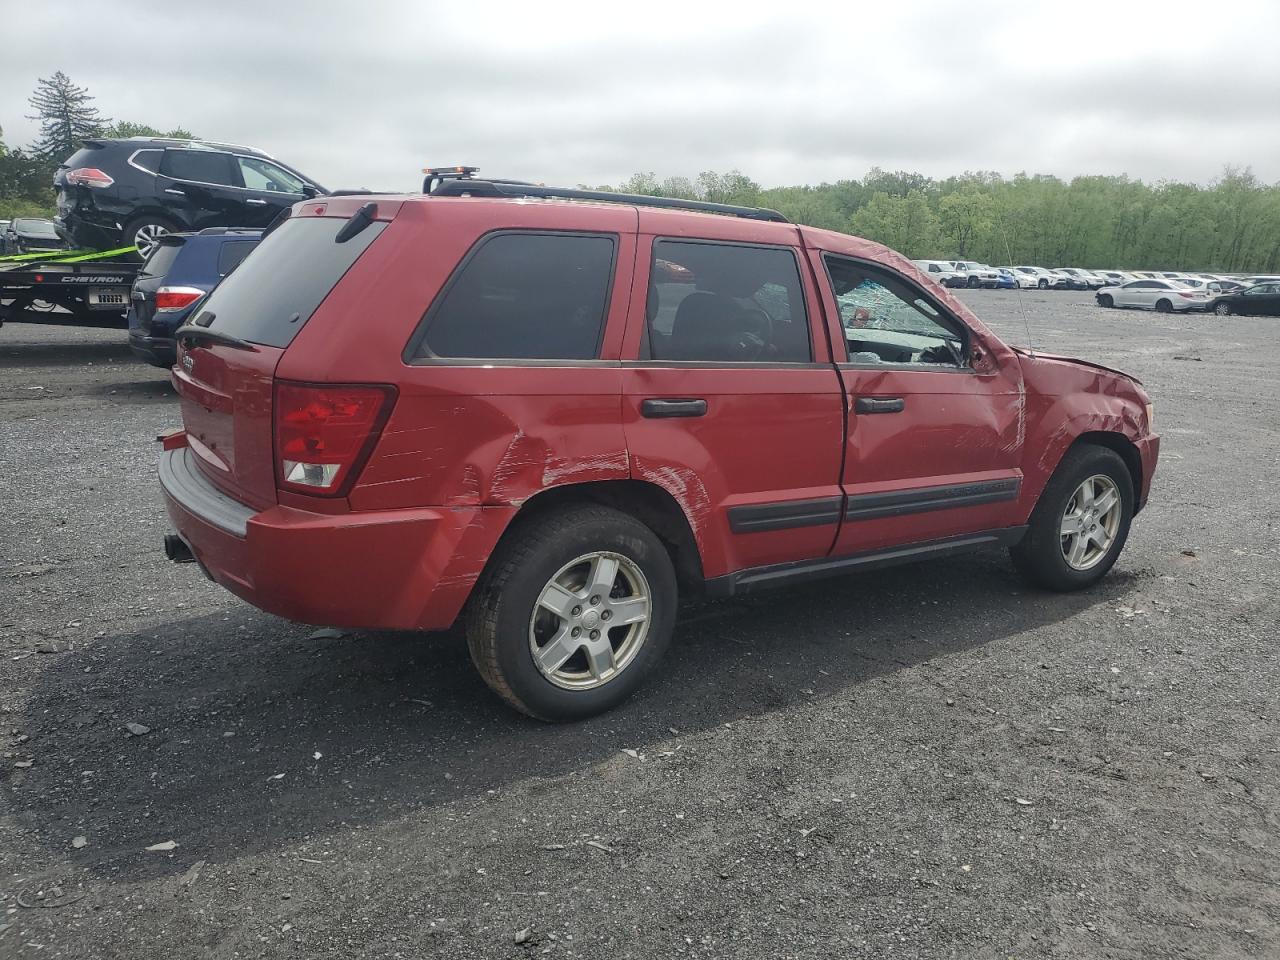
[164,188,186,196]
[245,198,268,206]
[855,396,905,414]
[641,398,707,419]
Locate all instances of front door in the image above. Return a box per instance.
[232,155,310,227]
[812,251,1025,557]
[619,223,846,580]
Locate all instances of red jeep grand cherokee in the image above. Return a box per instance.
[160,178,1159,721]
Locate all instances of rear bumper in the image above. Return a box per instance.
[128,331,176,367]
[159,444,515,631]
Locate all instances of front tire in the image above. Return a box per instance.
[1098,294,1114,308]
[466,505,677,721]
[1214,301,1232,316]
[967,276,979,288]
[1011,445,1134,591]
[1038,278,1048,289]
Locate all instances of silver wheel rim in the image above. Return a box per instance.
[528,551,652,691]
[133,223,169,257]
[1060,474,1122,571]
[1215,303,1230,315]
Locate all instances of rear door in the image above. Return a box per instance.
[811,248,1025,557]
[172,213,389,509]
[618,216,845,579]
[158,149,245,228]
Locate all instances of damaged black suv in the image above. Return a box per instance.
[55,137,325,258]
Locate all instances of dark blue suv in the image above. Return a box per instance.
[128,228,261,366]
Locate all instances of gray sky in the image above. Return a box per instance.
[3,0,1278,191]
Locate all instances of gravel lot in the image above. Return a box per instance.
[1,290,1277,959]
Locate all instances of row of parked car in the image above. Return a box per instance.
[912,259,1280,315]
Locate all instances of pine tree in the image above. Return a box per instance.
[26,71,108,160]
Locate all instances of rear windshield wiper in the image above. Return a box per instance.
[334,202,378,243]
[174,324,257,352]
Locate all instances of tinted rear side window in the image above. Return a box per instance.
[646,240,811,363]
[202,217,386,348]
[139,240,184,278]
[217,240,257,276]
[410,232,616,361]
[161,149,235,186]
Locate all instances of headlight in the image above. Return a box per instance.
[1145,402,1155,431]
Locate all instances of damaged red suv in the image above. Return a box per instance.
[160,177,1159,721]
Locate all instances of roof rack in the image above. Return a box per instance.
[425,169,789,224]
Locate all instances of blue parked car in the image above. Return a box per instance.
[994,268,1019,289]
[127,228,261,367]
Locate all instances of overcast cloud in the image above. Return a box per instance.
[2,0,1278,191]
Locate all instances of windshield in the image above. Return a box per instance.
[15,219,60,238]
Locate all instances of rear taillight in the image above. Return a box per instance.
[274,382,397,497]
[1177,292,1195,299]
[64,167,115,188]
[154,286,205,311]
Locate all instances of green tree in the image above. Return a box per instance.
[104,120,196,140]
[938,188,992,257]
[26,71,108,160]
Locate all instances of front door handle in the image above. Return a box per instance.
[245,198,268,206]
[855,396,905,414]
[164,188,186,196]
[641,398,707,419]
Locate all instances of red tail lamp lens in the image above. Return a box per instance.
[274,382,396,496]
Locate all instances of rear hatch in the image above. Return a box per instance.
[172,214,388,510]
[130,235,187,335]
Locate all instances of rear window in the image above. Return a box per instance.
[139,240,184,278]
[161,149,235,186]
[409,232,616,361]
[216,239,257,276]
[130,149,162,173]
[202,217,386,348]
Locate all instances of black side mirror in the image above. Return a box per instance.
[300,185,319,199]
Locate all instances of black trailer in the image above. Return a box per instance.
[0,247,138,328]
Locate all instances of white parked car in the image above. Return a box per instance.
[912,259,965,287]
[996,266,1040,289]
[1058,267,1106,288]
[1096,278,1207,312]
[1093,270,1136,285]
[949,260,1000,288]
[1010,266,1068,289]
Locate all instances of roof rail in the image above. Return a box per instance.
[428,178,790,224]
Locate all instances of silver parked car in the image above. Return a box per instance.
[949,260,1000,288]
[1096,278,1206,312]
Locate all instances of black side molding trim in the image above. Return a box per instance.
[705,526,1028,598]
[845,478,1020,522]
[728,496,843,534]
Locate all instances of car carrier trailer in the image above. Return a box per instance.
[0,246,138,329]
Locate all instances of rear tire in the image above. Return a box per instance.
[1098,294,1114,308]
[1010,445,1134,592]
[122,214,179,260]
[1214,301,1232,316]
[1155,298,1173,313]
[465,505,677,722]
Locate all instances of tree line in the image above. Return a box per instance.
[4,73,1277,272]
[590,167,1280,274]
[1,71,193,219]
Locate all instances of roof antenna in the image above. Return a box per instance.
[997,208,1034,357]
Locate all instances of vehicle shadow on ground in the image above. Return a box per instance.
[85,379,176,403]
[8,550,1138,881]
[0,338,135,368]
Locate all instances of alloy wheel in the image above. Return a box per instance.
[528,552,652,690]
[1059,474,1122,571]
[133,223,170,258]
